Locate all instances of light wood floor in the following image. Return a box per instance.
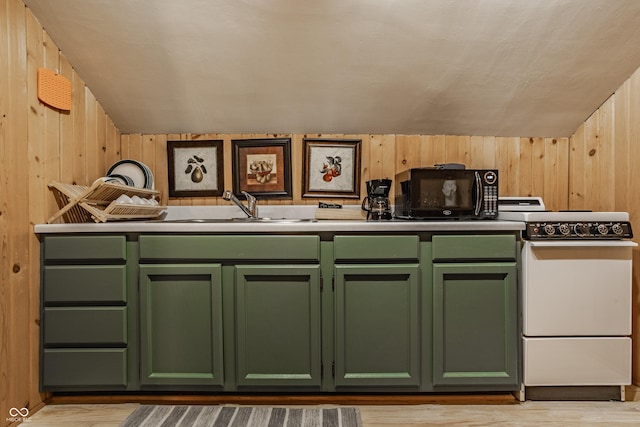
[23,387,640,427]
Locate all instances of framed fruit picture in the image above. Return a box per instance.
[302,138,361,198]
[167,140,224,197]
[231,138,293,199]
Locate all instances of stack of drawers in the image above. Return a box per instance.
[41,235,129,391]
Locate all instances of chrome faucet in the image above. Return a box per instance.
[223,190,257,218]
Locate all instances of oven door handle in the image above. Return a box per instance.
[528,241,638,248]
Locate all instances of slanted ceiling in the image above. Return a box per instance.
[23,0,640,137]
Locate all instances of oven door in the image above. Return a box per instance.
[522,240,635,336]
[521,240,636,387]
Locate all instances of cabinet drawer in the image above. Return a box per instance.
[139,235,320,261]
[432,235,516,261]
[42,348,127,388]
[44,307,127,345]
[523,337,631,386]
[44,235,126,261]
[44,265,126,304]
[334,236,419,261]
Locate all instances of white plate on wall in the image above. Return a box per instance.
[107,160,153,189]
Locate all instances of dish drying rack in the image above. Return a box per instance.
[47,180,166,223]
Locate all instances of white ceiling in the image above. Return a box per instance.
[23,0,640,137]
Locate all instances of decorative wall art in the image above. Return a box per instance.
[231,138,292,199]
[167,140,224,197]
[303,138,361,198]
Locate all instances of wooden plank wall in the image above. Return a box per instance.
[0,1,121,425]
[570,66,640,384]
[121,134,570,212]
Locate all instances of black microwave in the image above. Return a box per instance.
[394,168,498,219]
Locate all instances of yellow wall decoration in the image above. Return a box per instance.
[37,67,72,110]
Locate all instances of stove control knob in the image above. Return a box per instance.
[543,224,555,235]
[558,224,571,235]
[574,223,589,237]
[612,223,624,235]
[596,224,609,235]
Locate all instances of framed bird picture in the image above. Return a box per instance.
[302,138,361,198]
[167,140,224,198]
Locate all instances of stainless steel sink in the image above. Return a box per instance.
[231,217,317,223]
[157,217,317,223]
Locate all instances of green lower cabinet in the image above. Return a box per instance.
[139,264,224,388]
[235,265,322,388]
[39,232,523,394]
[334,264,420,388]
[432,262,518,388]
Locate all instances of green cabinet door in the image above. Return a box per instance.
[235,265,321,388]
[139,264,224,388]
[334,264,420,388]
[432,262,518,387]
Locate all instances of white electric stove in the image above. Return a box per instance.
[499,197,636,401]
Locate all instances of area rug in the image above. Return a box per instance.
[120,405,363,427]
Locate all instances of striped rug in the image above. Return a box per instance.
[120,405,363,427]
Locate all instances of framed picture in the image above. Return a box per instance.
[167,140,224,197]
[231,138,292,199]
[303,138,361,198]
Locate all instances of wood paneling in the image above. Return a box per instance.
[0,3,120,425]
[122,133,570,212]
[25,5,45,412]
[5,1,31,423]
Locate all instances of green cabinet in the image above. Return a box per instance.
[333,236,421,389]
[431,235,519,390]
[235,265,321,388]
[137,234,321,391]
[334,264,420,387]
[40,235,131,391]
[138,264,224,388]
[39,230,521,394]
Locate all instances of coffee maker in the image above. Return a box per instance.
[361,179,392,220]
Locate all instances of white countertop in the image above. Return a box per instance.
[34,205,525,234]
[34,219,525,234]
